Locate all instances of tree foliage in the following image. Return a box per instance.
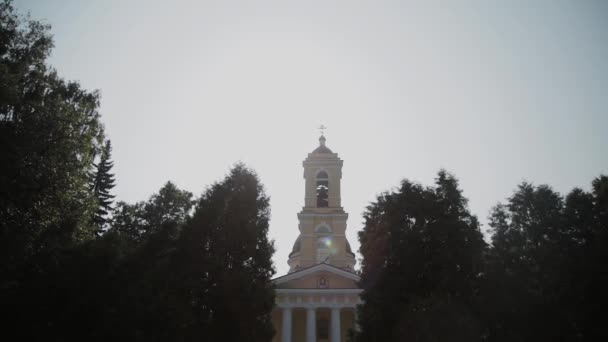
[1,3,277,340]
[356,172,608,342]
[356,170,486,342]
[112,181,194,244]
[0,0,104,319]
[91,139,116,234]
[483,176,608,341]
[168,164,276,341]
[92,166,275,342]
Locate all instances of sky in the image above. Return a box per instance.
[14,0,608,275]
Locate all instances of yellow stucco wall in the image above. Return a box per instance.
[289,212,354,271]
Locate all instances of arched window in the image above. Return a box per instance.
[316,170,329,207]
[315,223,332,263]
[316,170,328,178]
[318,276,329,288]
[315,224,332,235]
[317,237,331,262]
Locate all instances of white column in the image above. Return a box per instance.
[306,307,316,342]
[282,307,292,342]
[331,307,341,342]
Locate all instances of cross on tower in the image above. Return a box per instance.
[318,125,327,136]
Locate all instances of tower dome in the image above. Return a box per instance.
[312,135,333,154]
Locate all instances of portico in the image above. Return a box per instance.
[277,304,358,342]
[273,265,362,342]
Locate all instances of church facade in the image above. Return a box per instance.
[271,135,362,342]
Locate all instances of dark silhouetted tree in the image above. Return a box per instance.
[483,176,608,341]
[355,170,486,342]
[168,164,276,341]
[143,181,194,228]
[91,139,116,235]
[584,175,608,340]
[90,181,194,342]
[111,200,147,244]
[483,183,567,341]
[0,1,105,338]
[111,181,193,244]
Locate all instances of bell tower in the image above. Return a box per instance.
[287,134,356,272]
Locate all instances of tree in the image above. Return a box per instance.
[584,175,608,339]
[143,181,194,228]
[0,1,105,337]
[66,181,194,342]
[168,164,276,341]
[96,166,274,342]
[91,139,116,235]
[0,2,278,340]
[484,176,608,341]
[0,0,104,259]
[111,201,147,244]
[111,181,194,244]
[355,170,486,342]
[483,183,566,341]
[0,2,116,340]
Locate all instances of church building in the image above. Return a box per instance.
[271,135,362,342]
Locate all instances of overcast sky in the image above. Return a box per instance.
[15,0,608,275]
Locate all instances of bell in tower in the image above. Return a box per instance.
[287,133,356,272]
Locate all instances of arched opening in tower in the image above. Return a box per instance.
[316,171,329,208]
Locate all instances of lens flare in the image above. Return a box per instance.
[318,236,338,255]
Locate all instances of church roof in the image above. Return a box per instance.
[313,145,333,154]
[273,262,360,284]
[289,235,301,258]
[312,135,333,154]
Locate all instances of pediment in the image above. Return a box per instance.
[273,263,360,289]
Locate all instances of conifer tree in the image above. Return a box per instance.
[92,139,116,235]
[169,164,276,341]
[355,170,486,342]
[484,176,608,341]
